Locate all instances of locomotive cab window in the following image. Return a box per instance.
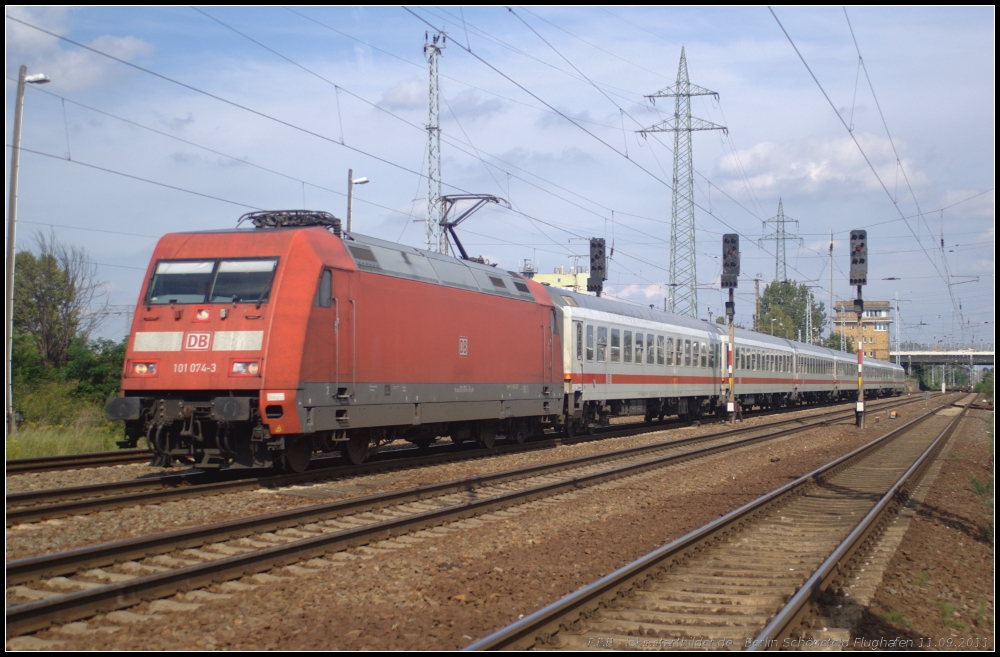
[148,258,278,305]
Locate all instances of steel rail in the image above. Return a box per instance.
[5,450,152,474]
[464,396,961,650]
[4,396,930,635]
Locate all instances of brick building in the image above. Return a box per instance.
[833,300,893,360]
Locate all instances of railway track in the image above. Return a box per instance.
[6,395,921,526]
[5,450,153,474]
[468,394,972,651]
[4,393,952,637]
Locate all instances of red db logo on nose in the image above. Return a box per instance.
[185,332,212,350]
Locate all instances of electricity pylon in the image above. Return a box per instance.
[639,48,726,318]
[759,198,802,283]
[425,31,446,253]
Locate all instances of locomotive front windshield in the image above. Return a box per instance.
[148,258,278,305]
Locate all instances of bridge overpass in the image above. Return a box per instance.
[892,343,994,368]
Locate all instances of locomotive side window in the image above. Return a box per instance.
[586,325,594,361]
[315,269,332,308]
[575,322,583,361]
[611,329,621,362]
[623,331,632,363]
[647,334,655,365]
[657,335,665,365]
[634,332,643,364]
[597,327,607,362]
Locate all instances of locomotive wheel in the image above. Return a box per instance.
[344,433,371,465]
[478,422,497,449]
[282,438,312,473]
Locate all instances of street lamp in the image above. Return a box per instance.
[770,318,776,335]
[346,168,369,233]
[6,65,50,437]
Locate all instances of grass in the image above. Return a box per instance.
[912,570,929,587]
[941,602,966,629]
[948,451,961,458]
[976,599,992,628]
[970,475,993,497]
[878,610,912,628]
[5,424,130,459]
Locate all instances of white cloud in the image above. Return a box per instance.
[379,78,424,110]
[714,132,928,197]
[6,6,154,92]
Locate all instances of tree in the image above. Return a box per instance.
[822,331,855,353]
[13,232,106,368]
[759,281,826,342]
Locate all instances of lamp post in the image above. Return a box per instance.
[6,65,50,437]
[770,318,776,336]
[345,169,369,234]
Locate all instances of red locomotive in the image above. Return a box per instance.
[107,211,563,470]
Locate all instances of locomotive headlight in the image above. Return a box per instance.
[130,361,158,377]
[230,360,261,377]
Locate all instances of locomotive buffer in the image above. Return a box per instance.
[722,234,740,424]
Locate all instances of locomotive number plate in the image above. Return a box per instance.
[174,363,217,373]
[459,336,469,357]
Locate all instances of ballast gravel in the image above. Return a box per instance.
[15,395,956,651]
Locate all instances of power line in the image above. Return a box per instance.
[767,7,960,321]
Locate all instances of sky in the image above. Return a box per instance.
[5,6,995,347]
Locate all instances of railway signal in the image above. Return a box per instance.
[721,234,739,289]
[722,234,740,424]
[849,230,867,286]
[588,238,606,296]
[850,229,867,428]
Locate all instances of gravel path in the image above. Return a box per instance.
[12,396,944,650]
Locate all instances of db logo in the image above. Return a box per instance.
[458,337,469,357]
[185,332,212,350]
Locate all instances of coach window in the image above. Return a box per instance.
[634,332,644,365]
[657,335,665,365]
[710,344,716,369]
[676,338,683,367]
[683,340,691,367]
[575,322,583,361]
[666,337,674,365]
[647,333,655,365]
[597,327,607,362]
[691,341,699,367]
[700,342,707,368]
[611,329,621,362]
[586,325,595,361]
[624,330,633,363]
[315,269,332,307]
